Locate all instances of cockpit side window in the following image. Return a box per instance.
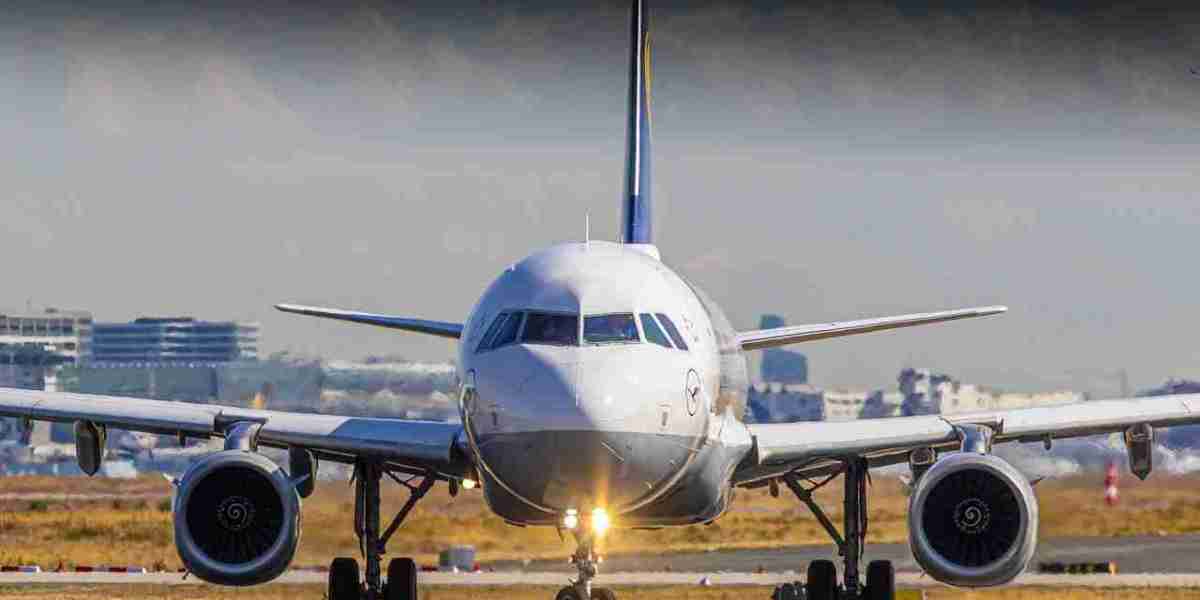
[491,311,524,349]
[655,313,690,351]
[476,313,511,353]
[584,313,640,344]
[640,313,673,348]
[521,312,580,346]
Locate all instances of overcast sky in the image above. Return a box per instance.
[3,1,1200,396]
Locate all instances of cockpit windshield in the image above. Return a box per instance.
[476,311,525,353]
[584,313,640,344]
[476,310,667,350]
[491,312,524,348]
[640,313,673,348]
[521,312,579,346]
[655,313,690,351]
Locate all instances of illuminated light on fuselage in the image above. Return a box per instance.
[563,509,580,531]
[461,478,477,490]
[591,507,611,536]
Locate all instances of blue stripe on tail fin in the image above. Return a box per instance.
[622,0,653,245]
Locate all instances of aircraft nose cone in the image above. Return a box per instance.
[475,428,692,514]
[576,354,645,424]
[468,346,702,517]
[470,346,580,433]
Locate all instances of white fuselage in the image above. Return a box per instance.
[457,241,751,527]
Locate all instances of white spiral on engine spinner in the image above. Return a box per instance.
[217,496,256,532]
[953,498,991,534]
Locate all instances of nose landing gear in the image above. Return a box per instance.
[555,531,617,600]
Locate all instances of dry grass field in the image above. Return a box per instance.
[0,585,1198,600]
[1,472,1199,570]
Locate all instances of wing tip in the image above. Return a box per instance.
[275,303,314,315]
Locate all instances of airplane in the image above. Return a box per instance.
[3,2,1199,600]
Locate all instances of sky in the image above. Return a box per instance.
[3,1,1200,397]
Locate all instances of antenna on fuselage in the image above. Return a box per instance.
[585,212,591,245]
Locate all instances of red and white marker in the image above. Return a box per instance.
[1104,460,1120,506]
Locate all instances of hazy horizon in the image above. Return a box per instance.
[4,1,1200,397]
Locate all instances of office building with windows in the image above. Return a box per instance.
[0,308,93,364]
[0,308,94,390]
[90,317,258,366]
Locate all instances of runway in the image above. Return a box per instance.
[1,571,1199,589]
[3,535,1199,588]
[492,534,1200,575]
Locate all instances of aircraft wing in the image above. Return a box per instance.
[0,387,468,475]
[275,303,463,339]
[737,306,1008,350]
[735,393,1200,485]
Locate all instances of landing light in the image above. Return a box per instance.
[563,509,580,531]
[461,478,477,490]
[591,508,610,536]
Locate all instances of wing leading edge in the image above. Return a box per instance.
[0,387,468,474]
[737,393,1200,486]
[737,306,1008,350]
[275,304,463,339]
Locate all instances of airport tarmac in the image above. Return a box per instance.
[2,536,1198,588]
[492,534,1200,575]
[1,571,1199,589]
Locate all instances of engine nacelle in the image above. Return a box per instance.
[174,450,301,586]
[908,453,1037,587]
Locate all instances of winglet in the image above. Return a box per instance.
[275,304,463,339]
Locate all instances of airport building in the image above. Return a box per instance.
[899,368,1082,416]
[90,317,259,366]
[0,308,94,390]
[757,314,809,384]
[749,367,1082,423]
[861,390,904,419]
[823,389,872,421]
[0,308,94,364]
[747,383,825,422]
[899,368,992,415]
[748,384,884,423]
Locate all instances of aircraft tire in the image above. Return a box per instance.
[555,587,586,600]
[386,557,418,600]
[328,557,360,600]
[773,581,801,600]
[591,587,617,600]
[805,560,838,600]
[865,560,895,600]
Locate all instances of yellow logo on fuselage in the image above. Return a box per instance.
[642,30,653,125]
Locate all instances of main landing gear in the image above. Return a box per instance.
[772,458,895,600]
[328,460,435,600]
[555,530,617,600]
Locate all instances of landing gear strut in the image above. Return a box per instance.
[329,460,435,600]
[774,457,894,600]
[556,530,616,600]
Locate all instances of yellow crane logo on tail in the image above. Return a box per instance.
[643,30,653,125]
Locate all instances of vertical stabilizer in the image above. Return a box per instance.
[622,0,653,246]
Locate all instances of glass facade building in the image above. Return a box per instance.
[90,317,258,366]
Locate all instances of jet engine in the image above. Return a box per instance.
[173,450,301,586]
[907,452,1037,587]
